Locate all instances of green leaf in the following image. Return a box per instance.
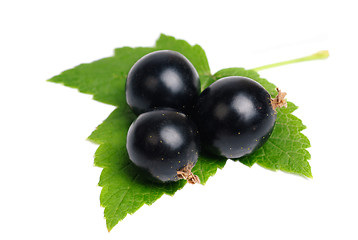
[88,106,135,146]
[91,142,186,231]
[49,34,312,230]
[48,47,156,106]
[155,34,211,76]
[192,153,226,184]
[213,68,312,178]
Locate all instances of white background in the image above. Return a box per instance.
[1,0,357,239]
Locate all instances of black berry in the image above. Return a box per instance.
[194,76,278,159]
[126,110,200,184]
[126,50,200,115]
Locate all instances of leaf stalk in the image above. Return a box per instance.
[251,50,329,71]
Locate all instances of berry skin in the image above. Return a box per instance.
[126,110,200,183]
[126,50,200,115]
[194,76,276,159]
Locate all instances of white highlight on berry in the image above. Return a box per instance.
[160,69,183,93]
[160,126,183,149]
[231,93,256,121]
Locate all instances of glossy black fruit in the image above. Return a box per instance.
[126,110,200,183]
[126,50,200,115]
[194,76,276,159]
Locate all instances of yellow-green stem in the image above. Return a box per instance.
[251,50,329,71]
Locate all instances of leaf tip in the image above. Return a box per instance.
[157,33,172,42]
[306,171,313,179]
[46,76,59,83]
[106,219,117,233]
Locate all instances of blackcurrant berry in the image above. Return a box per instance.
[126,110,200,184]
[194,76,285,159]
[126,50,200,115]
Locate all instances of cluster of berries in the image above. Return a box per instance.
[125,50,286,184]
